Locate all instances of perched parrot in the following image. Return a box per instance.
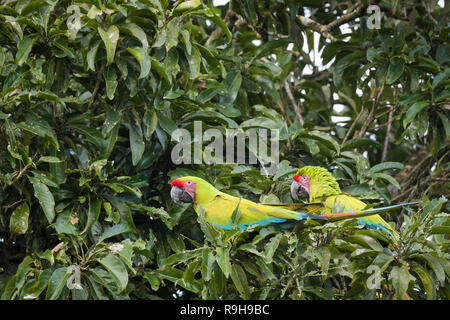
[169,176,397,230]
[288,166,419,240]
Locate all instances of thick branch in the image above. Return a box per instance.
[296,15,337,41]
[297,1,381,41]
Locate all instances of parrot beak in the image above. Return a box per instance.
[170,186,194,204]
[290,180,309,201]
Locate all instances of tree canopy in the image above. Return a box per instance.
[0,0,449,300]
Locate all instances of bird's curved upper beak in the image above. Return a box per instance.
[170,186,194,204]
[290,180,309,201]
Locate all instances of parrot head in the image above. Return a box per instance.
[291,174,310,200]
[290,166,341,202]
[170,178,196,204]
[170,176,219,205]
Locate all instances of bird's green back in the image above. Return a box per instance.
[295,166,399,238]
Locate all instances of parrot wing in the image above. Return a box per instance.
[198,193,327,230]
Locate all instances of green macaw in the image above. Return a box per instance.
[288,166,419,240]
[169,176,397,230]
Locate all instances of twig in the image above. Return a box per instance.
[8,154,38,185]
[355,84,384,139]
[381,107,394,162]
[51,241,66,255]
[88,62,106,108]
[283,80,304,125]
[276,102,293,126]
[341,106,364,146]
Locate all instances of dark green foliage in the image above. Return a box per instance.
[0,0,449,300]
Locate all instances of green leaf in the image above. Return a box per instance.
[0,47,5,68]
[437,112,450,140]
[371,173,400,189]
[143,108,158,140]
[10,202,30,235]
[253,39,291,61]
[201,248,215,282]
[98,25,120,66]
[97,254,128,292]
[419,253,446,286]
[200,6,232,43]
[38,156,63,163]
[412,266,434,300]
[105,67,118,100]
[125,111,145,166]
[165,17,181,49]
[87,40,101,71]
[215,246,232,278]
[127,47,151,79]
[17,112,59,148]
[23,269,52,300]
[163,248,203,266]
[33,181,55,224]
[172,0,202,16]
[67,124,102,149]
[81,196,101,234]
[436,43,450,65]
[386,57,405,84]
[225,71,242,104]
[15,37,35,66]
[368,161,404,175]
[35,91,66,108]
[151,57,171,85]
[264,233,282,263]
[21,0,50,15]
[302,130,340,153]
[430,226,450,235]
[119,22,149,50]
[231,199,242,228]
[230,264,250,299]
[45,267,70,300]
[390,265,415,300]
[432,68,450,90]
[101,123,120,159]
[403,101,429,128]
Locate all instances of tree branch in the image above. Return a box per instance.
[205,1,235,45]
[283,80,304,125]
[297,1,381,41]
[355,84,384,139]
[341,105,364,146]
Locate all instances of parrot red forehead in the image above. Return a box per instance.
[293,175,309,183]
[170,179,184,188]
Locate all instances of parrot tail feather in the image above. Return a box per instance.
[320,201,420,222]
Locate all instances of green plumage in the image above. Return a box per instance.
[294,166,400,240]
[171,176,393,230]
[176,176,318,229]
